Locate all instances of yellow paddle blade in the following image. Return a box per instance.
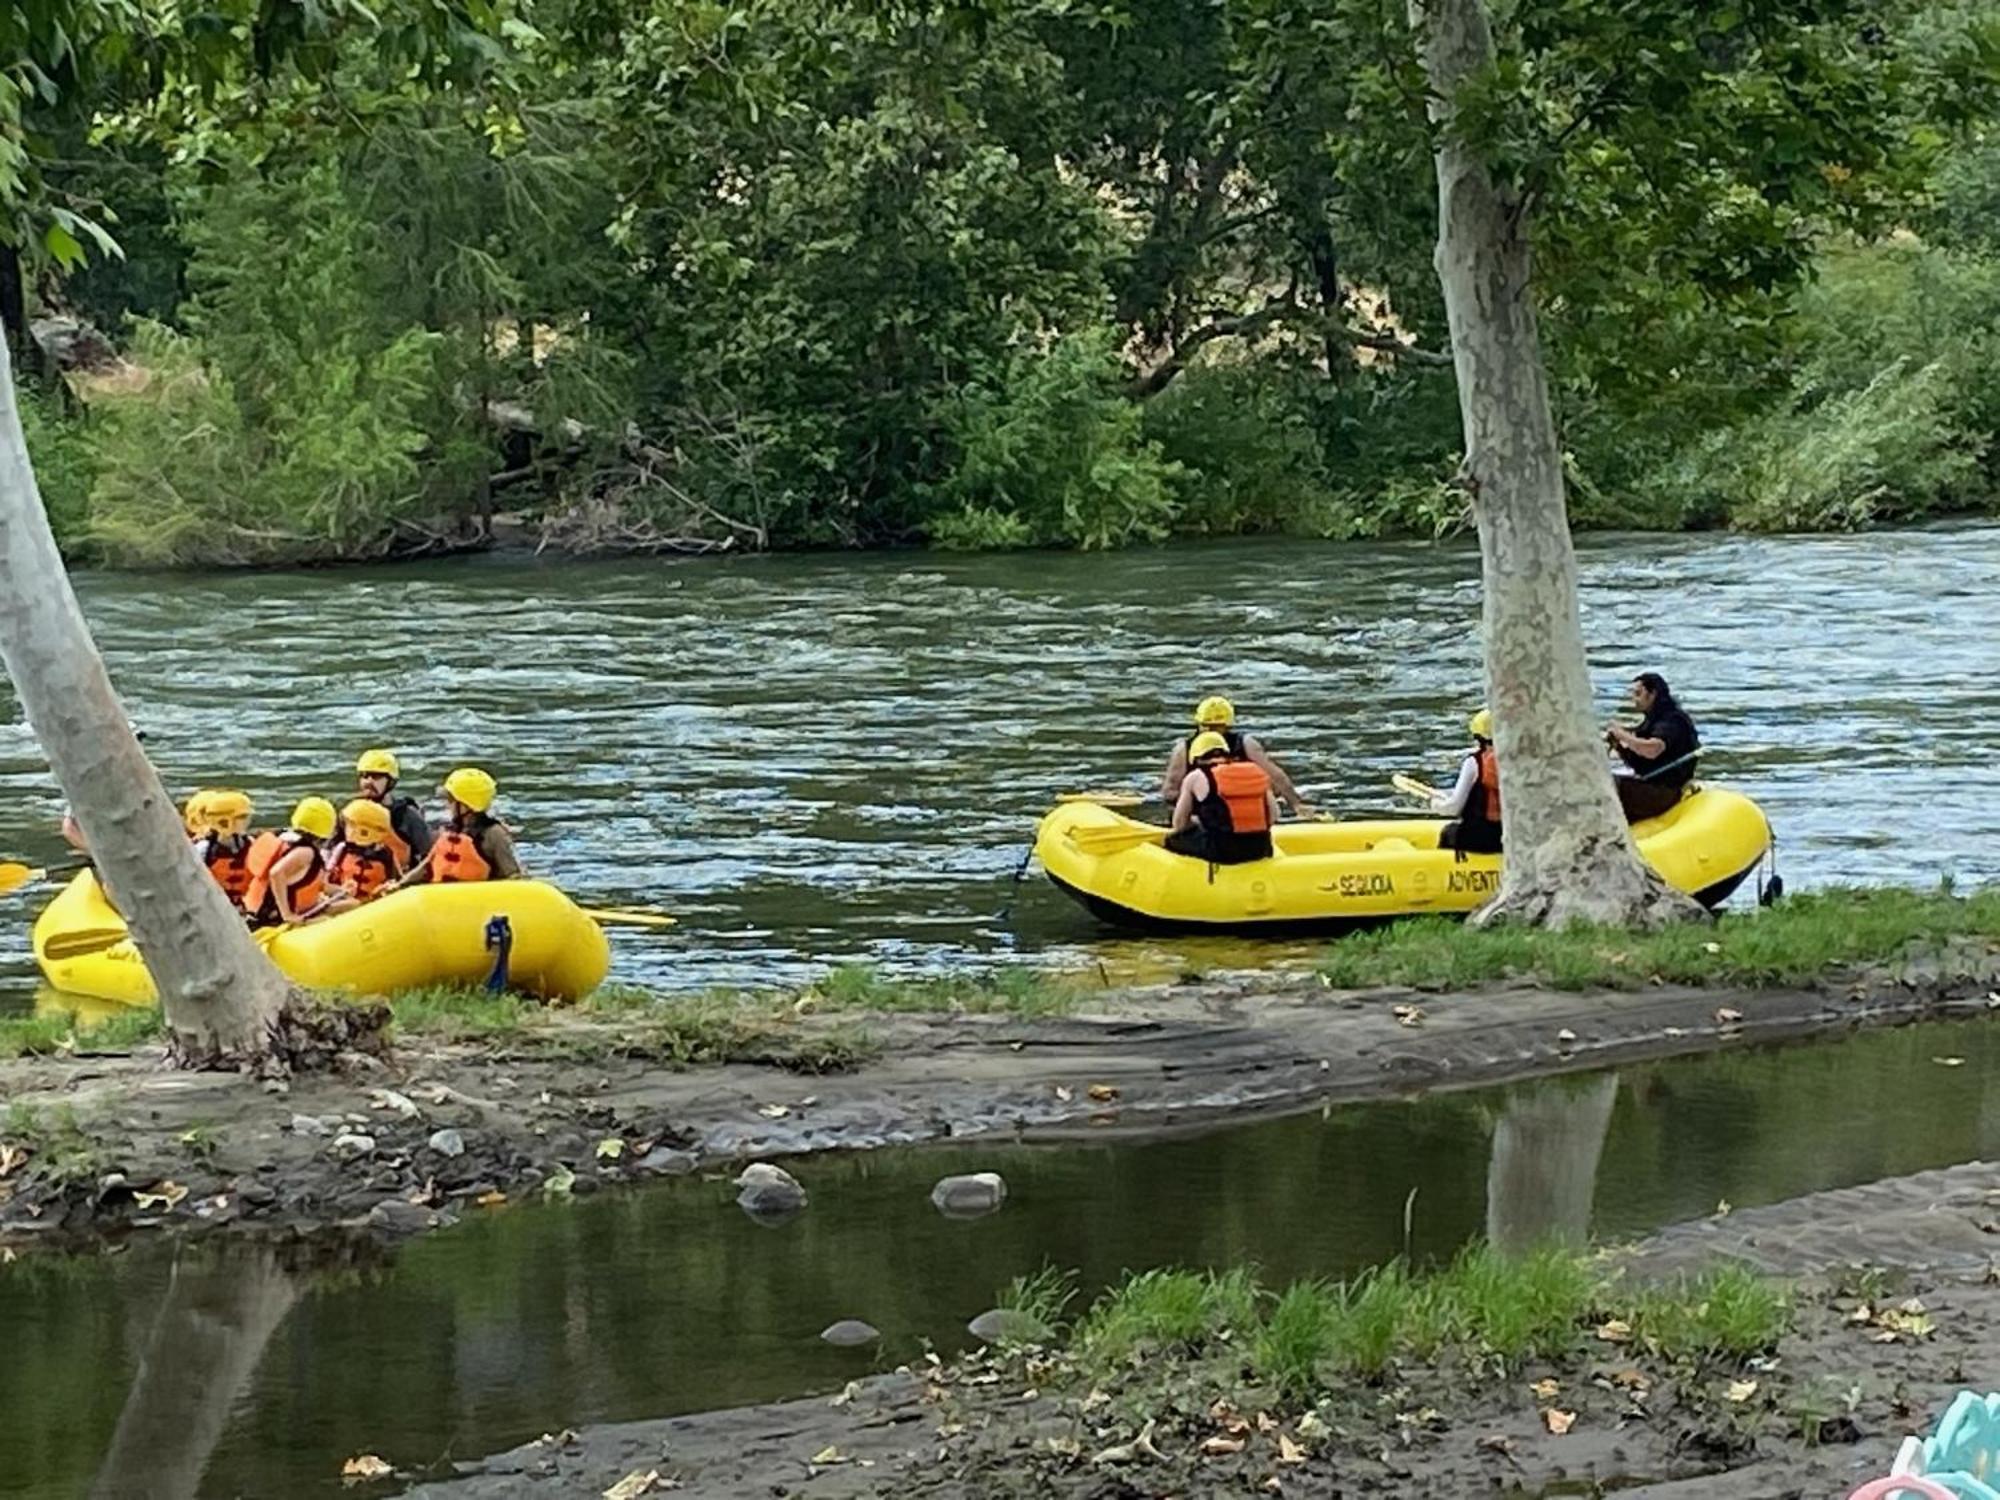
[0,862,46,897]
[1391,773,1439,803]
[41,927,129,961]
[1069,824,1171,856]
[579,906,679,929]
[1056,790,1145,809]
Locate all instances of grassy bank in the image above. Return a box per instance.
[1319,886,2000,991]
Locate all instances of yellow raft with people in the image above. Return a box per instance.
[1035,785,1773,932]
[32,870,610,1007]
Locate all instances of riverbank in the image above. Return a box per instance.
[404,1205,2000,1500]
[5,896,1999,1249]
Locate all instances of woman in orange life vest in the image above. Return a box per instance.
[403,767,523,884]
[1432,708,1503,855]
[242,797,338,928]
[1159,695,1311,816]
[320,798,403,913]
[186,788,257,910]
[1166,732,1279,864]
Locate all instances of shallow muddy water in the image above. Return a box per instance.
[8,1015,2000,1497]
[3,525,1998,1009]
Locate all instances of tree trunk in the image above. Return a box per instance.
[1410,0,1702,928]
[0,326,293,1057]
[89,1248,300,1500]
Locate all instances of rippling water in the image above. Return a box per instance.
[3,526,1997,1005]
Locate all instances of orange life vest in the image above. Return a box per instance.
[428,826,493,883]
[1205,760,1273,835]
[1471,744,1502,824]
[194,834,254,908]
[330,843,399,901]
[243,830,326,925]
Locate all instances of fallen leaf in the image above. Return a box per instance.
[1714,1007,1744,1026]
[1392,1004,1424,1028]
[0,1142,29,1177]
[1663,1026,1687,1038]
[1725,1379,1758,1403]
[1296,1411,1330,1440]
[1201,1435,1247,1456]
[1053,1085,1074,1103]
[1087,1083,1120,1102]
[1476,1434,1516,1455]
[602,1471,660,1500]
[1529,1378,1561,1400]
[1277,1433,1307,1465]
[1543,1409,1576,1435]
[809,1446,849,1466]
[1082,1388,1111,1411]
[1713,1198,1732,1218]
[1846,1302,1875,1325]
[830,1380,862,1407]
[596,1137,626,1159]
[1702,941,1722,954]
[756,1104,790,1119]
[1555,1028,1578,1046]
[1934,1056,1967,1068]
[1255,1411,1279,1433]
[132,1180,188,1211]
[1263,1478,1284,1494]
[537,1430,579,1446]
[1594,1319,1632,1343]
[341,1454,394,1481]
[1609,1368,1652,1392]
[1045,1436,1082,1459]
[475,1189,507,1207]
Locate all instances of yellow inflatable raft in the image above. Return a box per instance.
[1035,785,1772,932]
[33,871,610,1007]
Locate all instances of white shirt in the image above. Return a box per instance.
[1431,752,1480,817]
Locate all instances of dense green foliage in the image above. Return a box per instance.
[8,0,2000,564]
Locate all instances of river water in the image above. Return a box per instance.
[3,525,1998,1006]
[9,1016,2000,1498]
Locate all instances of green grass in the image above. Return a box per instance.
[1318,886,2000,991]
[1011,1244,1795,1403]
[0,1006,162,1059]
[0,1102,106,1185]
[995,1265,1079,1340]
[814,963,1087,1018]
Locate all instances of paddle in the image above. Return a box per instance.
[579,906,678,929]
[0,862,47,898]
[1056,789,1147,809]
[1070,822,1171,856]
[1391,773,1440,804]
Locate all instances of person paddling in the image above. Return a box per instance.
[187,788,257,910]
[1166,731,1278,864]
[323,799,403,909]
[1431,710,1503,854]
[350,749,432,866]
[1607,672,1700,822]
[243,798,337,927]
[397,768,522,884]
[1159,696,1310,815]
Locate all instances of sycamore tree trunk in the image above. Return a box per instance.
[0,326,292,1057]
[1410,0,1702,927]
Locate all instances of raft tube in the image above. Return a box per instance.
[1035,785,1772,934]
[32,870,610,1007]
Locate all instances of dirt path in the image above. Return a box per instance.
[3,959,1996,1248]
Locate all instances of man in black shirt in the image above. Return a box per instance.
[1608,672,1700,822]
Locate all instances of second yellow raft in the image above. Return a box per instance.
[1035,785,1772,932]
[33,871,610,1007]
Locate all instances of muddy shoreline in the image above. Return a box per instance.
[3,956,1998,1251]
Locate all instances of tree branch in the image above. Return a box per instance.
[1129,295,1451,398]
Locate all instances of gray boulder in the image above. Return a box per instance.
[966,1308,1053,1345]
[930,1171,1008,1219]
[819,1319,881,1347]
[734,1161,808,1222]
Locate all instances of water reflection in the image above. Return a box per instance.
[10,1018,2000,1496]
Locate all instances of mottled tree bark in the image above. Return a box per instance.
[1411,0,1702,926]
[0,326,292,1055]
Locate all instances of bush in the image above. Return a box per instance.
[16,382,97,554]
[927,330,1182,550]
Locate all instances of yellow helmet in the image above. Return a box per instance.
[1193,695,1236,728]
[1468,708,1494,740]
[356,748,401,780]
[340,797,394,847]
[204,789,253,834]
[442,766,497,814]
[182,789,215,835]
[1189,731,1232,760]
[289,796,338,840]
